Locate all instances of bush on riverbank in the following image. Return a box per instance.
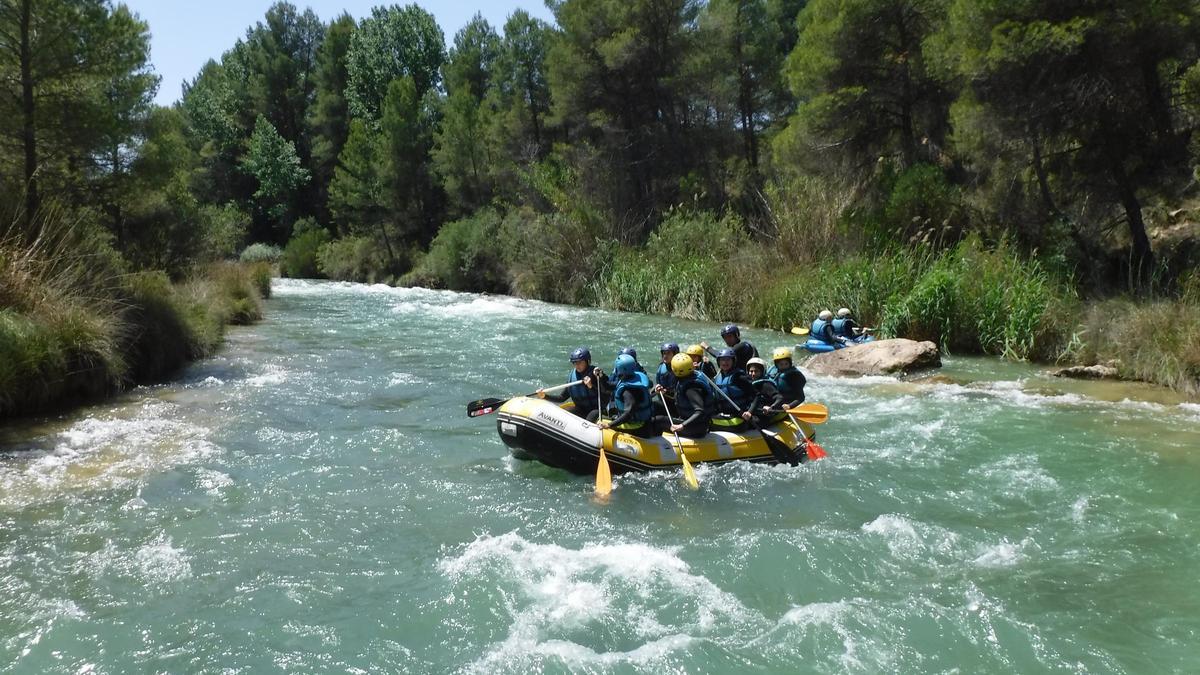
[0,227,269,418]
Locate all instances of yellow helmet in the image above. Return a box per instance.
[685,344,705,358]
[772,346,793,362]
[670,353,695,377]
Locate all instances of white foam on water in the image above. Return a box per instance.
[972,539,1029,568]
[1071,497,1089,523]
[969,455,1060,493]
[195,468,233,496]
[771,599,901,671]
[133,534,193,584]
[0,400,220,510]
[246,363,290,387]
[387,372,424,387]
[439,531,753,672]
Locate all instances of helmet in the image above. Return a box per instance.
[837,308,851,318]
[746,357,767,370]
[570,347,591,362]
[716,348,736,361]
[720,323,740,338]
[619,346,638,360]
[685,344,705,358]
[659,342,680,354]
[670,353,695,377]
[772,346,793,362]
[819,310,833,321]
[613,354,637,377]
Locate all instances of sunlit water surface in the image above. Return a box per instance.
[2,279,1199,673]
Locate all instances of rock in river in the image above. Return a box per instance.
[805,338,941,377]
[1052,364,1121,380]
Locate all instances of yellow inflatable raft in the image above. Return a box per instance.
[495,396,814,475]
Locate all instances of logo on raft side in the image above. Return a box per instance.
[535,411,568,430]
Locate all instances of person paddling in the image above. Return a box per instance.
[702,324,758,370]
[685,344,718,379]
[810,310,843,347]
[833,308,863,342]
[742,357,788,426]
[770,347,807,410]
[618,346,648,374]
[665,353,715,439]
[598,355,659,437]
[537,347,608,420]
[711,348,756,431]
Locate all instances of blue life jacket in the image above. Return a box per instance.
[612,376,654,427]
[567,368,595,411]
[773,366,805,403]
[714,369,754,409]
[811,318,835,344]
[675,375,716,421]
[656,362,677,391]
[831,318,848,337]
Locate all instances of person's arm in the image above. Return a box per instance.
[605,389,639,427]
[734,373,756,412]
[758,381,783,412]
[676,387,707,428]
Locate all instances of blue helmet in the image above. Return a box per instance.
[619,346,638,360]
[716,348,736,361]
[720,324,740,338]
[659,342,680,354]
[570,347,591,363]
[613,354,638,378]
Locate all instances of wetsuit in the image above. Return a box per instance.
[773,365,807,410]
[748,376,788,426]
[606,375,659,438]
[671,374,715,439]
[732,340,758,370]
[544,366,609,419]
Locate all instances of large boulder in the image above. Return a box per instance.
[804,338,941,377]
[1052,364,1121,380]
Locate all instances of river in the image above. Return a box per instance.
[2,279,1199,673]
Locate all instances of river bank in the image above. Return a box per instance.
[0,248,271,420]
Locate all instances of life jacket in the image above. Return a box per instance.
[751,377,788,424]
[655,362,677,392]
[811,318,835,344]
[567,368,595,412]
[773,366,805,403]
[612,376,654,429]
[715,369,754,409]
[832,318,848,337]
[675,375,716,421]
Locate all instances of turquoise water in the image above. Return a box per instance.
[2,279,1199,673]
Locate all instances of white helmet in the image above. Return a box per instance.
[837,308,851,318]
[746,357,767,370]
[819,310,833,321]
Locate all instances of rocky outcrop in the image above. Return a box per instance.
[1052,364,1121,380]
[804,338,941,377]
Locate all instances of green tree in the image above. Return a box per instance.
[241,115,310,240]
[442,13,500,100]
[345,4,445,124]
[0,0,155,229]
[777,0,952,173]
[937,0,1200,287]
[308,12,356,220]
[379,76,441,247]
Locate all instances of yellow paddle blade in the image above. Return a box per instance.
[680,449,699,490]
[786,402,829,424]
[790,326,810,336]
[595,446,612,496]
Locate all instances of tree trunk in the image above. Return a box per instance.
[1109,162,1155,291]
[734,1,758,171]
[19,0,38,229]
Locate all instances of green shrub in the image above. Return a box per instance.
[280,218,330,279]
[240,242,283,264]
[317,236,391,283]
[407,209,509,292]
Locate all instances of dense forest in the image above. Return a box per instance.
[2,0,1200,407]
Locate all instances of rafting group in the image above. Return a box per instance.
[802,308,874,353]
[535,324,806,439]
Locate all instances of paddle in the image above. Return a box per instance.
[698,372,797,466]
[790,326,810,336]
[659,391,699,490]
[783,402,829,425]
[595,375,612,496]
[465,380,580,418]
